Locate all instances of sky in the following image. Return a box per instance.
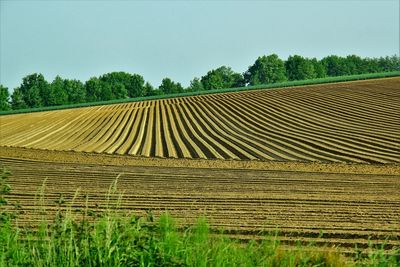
[1,0,399,90]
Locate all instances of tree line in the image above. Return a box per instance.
[1,54,399,111]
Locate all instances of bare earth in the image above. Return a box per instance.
[1,78,399,252]
[1,147,399,252]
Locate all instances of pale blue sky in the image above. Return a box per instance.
[1,0,399,90]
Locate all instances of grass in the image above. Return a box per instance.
[1,71,399,116]
[0,169,399,266]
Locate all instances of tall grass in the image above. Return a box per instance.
[1,71,399,116]
[0,171,399,266]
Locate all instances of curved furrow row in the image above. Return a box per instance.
[204,99,371,162]
[246,93,400,142]
[180,102,259,160]
[222,97,400,162]
[1,78,399,163]
[8,108,95,147]
[290,91,399,124]
[189,101,328,162]
[209,99,356,162]
[38,107,112,150]
[305,85,400,108]
[168,104,207,159]
[0,112,53,135]
[174,103,227,159]
[216,96,399,158]
[52,111,116,150]
[65,108,123,150]
[0,109,75,144]
[248,92,399,134]
[73,108,127,152]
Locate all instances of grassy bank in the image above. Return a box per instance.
[0,170,399,266]
[1,71,399,116]
[1,209,399,266]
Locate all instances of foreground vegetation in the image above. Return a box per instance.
[1,53,399,112]
[0,169,399,266]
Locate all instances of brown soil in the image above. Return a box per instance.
[1,147,399,250]
[1,146,399,175]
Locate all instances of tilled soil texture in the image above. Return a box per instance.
[1,156,399,252]
[1,78,399,163]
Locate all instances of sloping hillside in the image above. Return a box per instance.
[1,78,399,163]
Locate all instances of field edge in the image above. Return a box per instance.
[1,146,399,175]
[1,71,398,116]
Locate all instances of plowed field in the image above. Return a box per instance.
[0,149,399,251]
[1,78,399,252]
[1,78,399,163]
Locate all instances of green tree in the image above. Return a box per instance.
[377,56,398,72]
[84,77,102,102]
[378,55,400,72]
[130,74,145,97]
[25,85,43,108]
[19,73,49,107]
[98,83,114,101]
[345,55,369,74]
[188,77,204,92]
[244,54,287,85]
[100,72,144,98]
[51,76,68,105]
[321,55,350,76]
[143,82,155,96]
[11,88,27,110]
[113,83,128,99]
[285,55,316,81]
[310,58,327,78]
[231,73,246,87]
[40,83,56,106]
[159,78,184,94]
[201,66,244,90]
[0,85,11,111]
[64,79,86,103]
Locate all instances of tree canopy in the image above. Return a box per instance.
[244,54,287,85]
[285,55,316,81]
[0,85,11,111]
[2,54,398,111]
[201,66,245,90]
[159,78,184,95]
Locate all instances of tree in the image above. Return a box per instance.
[99,72,144,98]
[201,66,244,90]
[130,74,145,97]
[231,73,246,87]
[310,58,327,78]
[159,78,184,94]
[378,55,400,71]
[377,56,398,72]
[113,83,128,99]
[51,76,68,105]
[85,77,102,102]
[285,55,316,81]
[188,77,204,92]
[321,55,350,76]
[143,82,155,96]
[0,85,11,111]
[11,88,28,110]
[98,83,114,101]
[25,85,43,108]
[18,73,49,108]
[64,79,86,103]
[244,54,287,85]
[345,55,368,75]
[40,82,56,106]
